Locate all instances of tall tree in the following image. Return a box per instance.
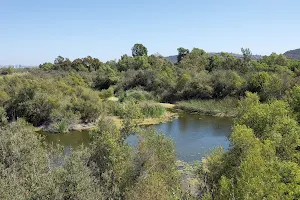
[241,47,252,63]
[177,47,190,63]
[132,44,148,57]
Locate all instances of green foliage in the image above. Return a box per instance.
[0,66,14,75]
[6,88,55,126]
[113,101,144,119]
[3,44,300,199]
[99,87,114,99]
[126,129,181,199]
[196,93,300,199]
[132,43,148,57]
[7,66,14,74]
[207,55,223,72]
[177,47,190,63]
[0,90,10,106]
[261,53,289,67]
[39,62,54,70]
[241,47,252,63]
[140,103,166,118]
[0,116,184,199]
[177,98,238,117]
[178,48,209,71]
[119,89,154,102]
[88,118,132,198]
[0,120,104,199]
[212,70,245,98]
[54,119,70,133]
[248,72,287,101]
[237,93,291,137]
[178,71,213,100]
[93,65,119,90]
[71,87,103,123]
[0,107,8,126]
[287,85,300,121]
[26,45,296,106]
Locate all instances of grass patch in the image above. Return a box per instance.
[176,98,238,117]
[140,103,166,118]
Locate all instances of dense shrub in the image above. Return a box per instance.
[6,88,55,126]
[140,103,166,118]
[196,93,300,199]
[119,89,154,102]
[99,87,114,99]
[0,107,8,126]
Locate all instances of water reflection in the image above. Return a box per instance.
[128,113,233,163]
[41,113,233,163]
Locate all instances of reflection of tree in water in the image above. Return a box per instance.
[41,131,90,149]
[209,117,233,137]
[164,120,174,135]
[178,114,192,133]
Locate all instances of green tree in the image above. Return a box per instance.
[132,43,148,57]
[241,47,252,63]
[8,66,14,74]
[126,129,182,199]
[177,47,190,63]
[212,70,245,98]
[178,48,209,71]
[207,55,223,72]
[88,117,133,199]
[39,62,54,71]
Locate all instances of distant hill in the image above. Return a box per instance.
[166,52,262,63]
[166,55,178,63]
[284,49,300,60]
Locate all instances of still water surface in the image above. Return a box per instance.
[41,113,233,163]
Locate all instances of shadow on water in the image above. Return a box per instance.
[39,130,90,155]
[40,113,233,163]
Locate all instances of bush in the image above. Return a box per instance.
[72,99,102,123]
[212,70,246,98]
[119,89,154,102]
[50,107,80,133]
[0,107,8,126]
[7,89,55,126]
[71,87,103,122]
[99,87,114,99]
[104,101,143,120]
[140,103,166,118]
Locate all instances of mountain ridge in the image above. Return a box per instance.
[284,48,300,60]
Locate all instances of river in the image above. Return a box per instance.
[41,113,233,163]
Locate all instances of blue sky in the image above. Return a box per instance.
[1,0,300,65]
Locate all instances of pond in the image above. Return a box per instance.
[41,113,233,163]
[127,113,232,162]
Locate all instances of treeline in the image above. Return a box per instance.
[38,44,300,103]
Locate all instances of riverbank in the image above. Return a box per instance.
[176,98,238,117]
[107,110,178,128]
[38,99,237,133]
[38,102,178,133]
